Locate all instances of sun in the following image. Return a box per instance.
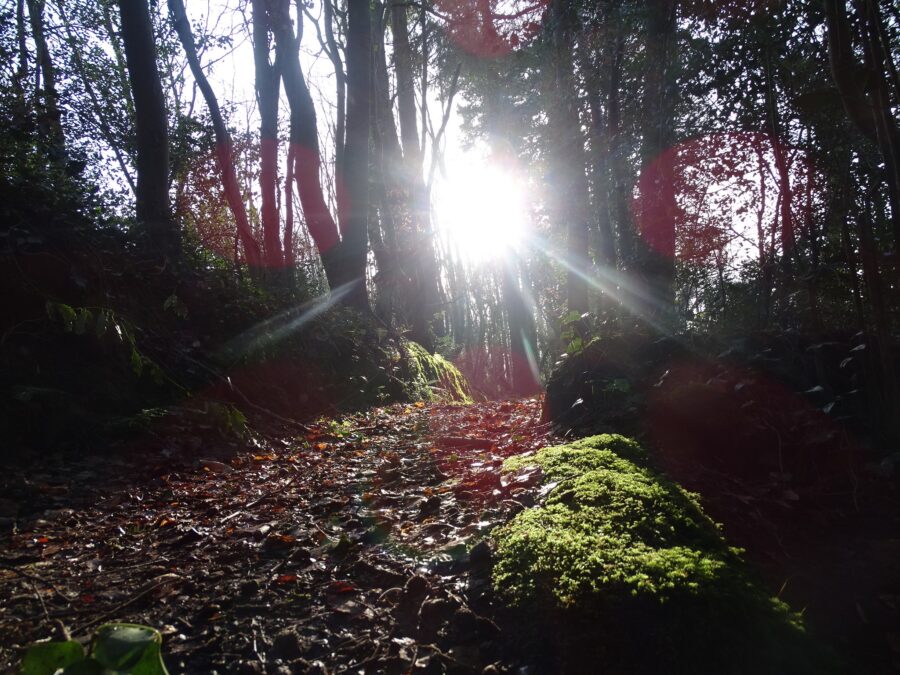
[433,158,530,264]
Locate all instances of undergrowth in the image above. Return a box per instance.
[0,133,470,461]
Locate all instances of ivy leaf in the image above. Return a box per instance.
[90,623,168,674]
[19,640,84,675]
[561,311,581,325]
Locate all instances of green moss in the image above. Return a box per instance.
[492,434,833,673]
[502,434,648,476]
[400,340,472,403]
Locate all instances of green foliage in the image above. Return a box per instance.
[45,302,167,383]
[20,624,168,675]
[559,311,590,356]
[19,640,84,675]
[493,435,832,672]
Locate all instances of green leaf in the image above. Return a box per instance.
[606,378,631,393]
[55,304,77,332]
[561,311,581,326]
[565,337,584,355]
[74,309,92,336]
[61,658,104,674]
[162,294,188,319]
[95,310,110,338]
[130,347,143,376]
[90,624,168,674]
[20,639,84,675]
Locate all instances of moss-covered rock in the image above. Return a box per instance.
[399,340,472,403]
[492,434,836,673]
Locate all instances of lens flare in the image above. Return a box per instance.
[434,160,530,264]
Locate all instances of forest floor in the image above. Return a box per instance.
[0,398,556,674]
[2,396,900,673]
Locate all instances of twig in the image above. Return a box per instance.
[220,477,296,523]
[31,578,51,624]
[179,352,311,430]
[75,574,182,634]
[90,558,171,575]
[0,560,73,604]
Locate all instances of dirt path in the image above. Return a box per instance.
[1,398,554,673]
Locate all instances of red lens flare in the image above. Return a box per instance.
[631,132,817,265]
[647,358,863,484]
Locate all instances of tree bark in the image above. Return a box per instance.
[100,2,135,119]
[268,0,342,287]
[252,0,283,268]
[284,143,297,287]
[13,0,28,104]
[763,55,796,273]
[607,31,634,268]
[582,49,616,270]
[391,3,422,174]
[636,0,678,320]
[332,0,372,309]
[502,259,541,395]
[859,201,899,437]
[391,2,441,348]
[549,0,591,315]
[118,0,179,258]
[824,0,900,253]
[372,3,402,320]
[25,0,65,156]
[322,0,346,175]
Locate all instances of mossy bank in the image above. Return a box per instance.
[399,341,472,404]
[491,435,838,674]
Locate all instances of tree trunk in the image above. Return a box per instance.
[391,2,440,348]
[584,66,616,270]
[284,143,296,279]
[13,0,28,104]
[251,0,283,269]
[321,0,346,174]
[118,0,179,258]
[835,158,864,329]
[859,201,899,438]
[169,0,262,268]
[391,3,422,174]
[331,0,372,309]
[607,32,634,268]
[635,0,678,320]
[371,2,402,322]
[25,0,65,156]
[824,0,900,253]
[549,0,591,316]
[100,2,135,119]
[763,55,796,273]
[268,0,342,284]
[502,259,541,395]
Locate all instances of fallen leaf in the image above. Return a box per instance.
[327,580,356,594]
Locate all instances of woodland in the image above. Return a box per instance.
[1,0,899,672]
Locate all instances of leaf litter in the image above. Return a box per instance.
[0,397,554,673]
